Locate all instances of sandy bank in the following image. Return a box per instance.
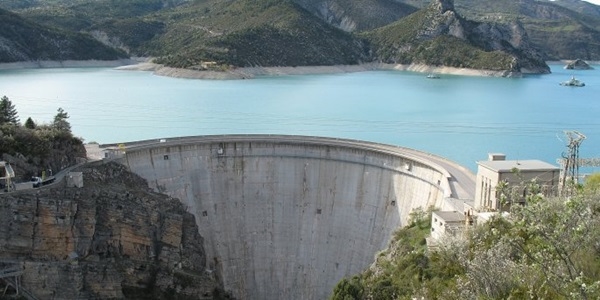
[116,61,514,79]
[0,59,137,70]
[0,58,516,78]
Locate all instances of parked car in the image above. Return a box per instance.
[31,177,42,188]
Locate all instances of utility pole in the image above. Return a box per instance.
[560,130,586,195]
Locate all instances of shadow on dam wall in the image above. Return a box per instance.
[120,135,449,300]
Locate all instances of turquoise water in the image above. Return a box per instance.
[0,63,599,172]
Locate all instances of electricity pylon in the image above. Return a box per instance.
[560,130,586,195]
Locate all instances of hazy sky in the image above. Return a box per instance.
[583,0,600,5]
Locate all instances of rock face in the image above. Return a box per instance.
[418,0,549,74]
[0,162,228,299]
[467,21,548,74]
[565,58,594,70]
[292,0,417,32]
[434,0,454,14]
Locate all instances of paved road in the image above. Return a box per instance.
[114,134,476,200]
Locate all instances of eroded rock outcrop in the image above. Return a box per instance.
[565,58,593,70]
[0,162,229,299]
[381,0,550,75]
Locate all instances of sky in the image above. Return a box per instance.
[584,0,600,5]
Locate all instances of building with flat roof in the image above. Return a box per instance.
[430,211,469,240]
[474,153,560,211]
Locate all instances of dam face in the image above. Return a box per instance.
[122,136,448,299]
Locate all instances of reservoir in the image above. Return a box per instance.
[0,63,599,172]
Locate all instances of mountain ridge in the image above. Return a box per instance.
[0,7,126,62]
[1,0,599,75]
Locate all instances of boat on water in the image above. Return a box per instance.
[559,76,585,87]
[426,73,440,79]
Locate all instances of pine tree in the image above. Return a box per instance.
[53,107,71,132]
[0,95,19,125]
[24,117,36,129]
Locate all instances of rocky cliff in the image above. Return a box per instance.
[292,0,418,31]
[367,0,550,75]
[0,162,228,299]
[564,58,594,70]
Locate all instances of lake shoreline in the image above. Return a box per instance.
[0,59,569,79]
[0,59,137,70]
[117,61,516,79]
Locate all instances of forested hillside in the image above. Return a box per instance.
[0,96,85,182]
[0,8,126,62]
[1,0,600,71]
[364,0,549,73]
[450,0,600,60]
[331,183,600,299]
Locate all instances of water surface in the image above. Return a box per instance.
[0,63,598,172]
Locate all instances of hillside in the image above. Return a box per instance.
[289,0,600,60]
[331,190,600,299]
[3,0,598,72]
[0,7,126,63]
[292,0,419,31]
[450,0,600,60]
[146,0,370,68]
[364,0,550,74]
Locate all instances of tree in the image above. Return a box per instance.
[584,173,600,193]
[461,192,600,299]
[53,107,71,132]
[0,95,19,125]
[24,117,36,129]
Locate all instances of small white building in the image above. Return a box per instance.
[430,211,467,240]
[474,153,560,211]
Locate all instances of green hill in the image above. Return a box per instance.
[146,0,370,68]
[331,189,600,299]
[364,0,549,73]
[450,0,600,60]
[4,0,599,71]
[0,8,127,62]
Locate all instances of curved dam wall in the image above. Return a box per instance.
[121,135,449,300]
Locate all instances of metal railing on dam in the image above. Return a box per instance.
[117,134,475,300]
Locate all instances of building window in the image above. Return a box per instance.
[163,155,169,160]
[316,209,322,214]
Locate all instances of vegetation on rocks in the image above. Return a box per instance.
[364,0,549,73]
[0,96,84,180]
[331,181,600,299]
[451,0,600,60]
[0,7,127,62]
[1,0,600,70]
[148,0,370,69]
[0,162,230,299]
[0,0,572,73]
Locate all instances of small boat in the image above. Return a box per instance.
[559,76,585,87]
[426,73,440,79]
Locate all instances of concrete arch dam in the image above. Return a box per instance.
[121,135,454,300]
